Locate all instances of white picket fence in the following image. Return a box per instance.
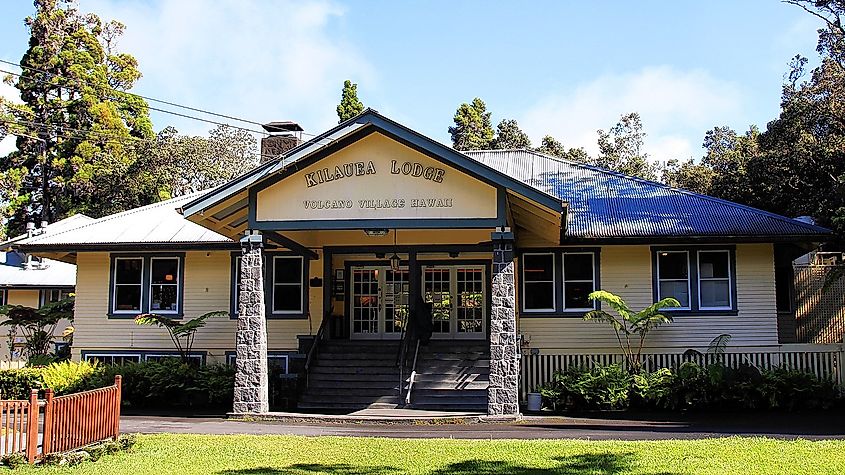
[519,344,845,400]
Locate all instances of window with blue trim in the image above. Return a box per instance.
[110,254,184,317]
[272,256,304,314]
[0,289,6,306]
[653,248,736,313]
[521,250,599,315]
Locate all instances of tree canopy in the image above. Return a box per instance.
[448,98,495,150]
[336,80,364,123]
[492,119,531,149]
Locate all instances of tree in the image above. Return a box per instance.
[336,80,364,123]
[135,311,227,363]
[492,119,531,149]
[143,125,259,197]
[583,290,679,373]
[0,0,155,236]
[0,295,74,359]
[448,98,495,150]
[595,112,658,180]
[660,158,714,194]
[536,135,566,157]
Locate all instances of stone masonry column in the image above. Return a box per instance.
[233,231,269,414]
[489,228,519,416]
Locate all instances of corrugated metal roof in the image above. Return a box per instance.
[18,193,231,247]
[464,149,831,239]
[0,254,76,288]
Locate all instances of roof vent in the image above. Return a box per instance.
[260,121,304,164]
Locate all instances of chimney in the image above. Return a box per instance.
[260,121,304,164]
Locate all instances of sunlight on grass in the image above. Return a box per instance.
[9,434,845,474]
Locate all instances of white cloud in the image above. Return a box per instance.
[0,79,21,156]
[81,0,376,136]
[519,66,744,161]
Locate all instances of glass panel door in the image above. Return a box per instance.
[422,265,486,339]
[456,267,485,336]
[384,269,409,337]
[423,267,452,335]
[351,267,379,338]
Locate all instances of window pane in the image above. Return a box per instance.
[699,252,729,279]
[700,280,730,308]
[274,284,301,312]
[524,282,554,310]
[564,281,593,309]
[523,254,554,281]
[659,281,689,307]
[151,285,178,311]
[658,252,688,280]
[115,285,142,311]
[152,258,179,284]
[274,257,302,284]
[116,259,142,284]
[564,253,593,281]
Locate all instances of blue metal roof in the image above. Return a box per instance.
[465,149,831,241]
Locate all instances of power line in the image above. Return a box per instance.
[1,59,319,138]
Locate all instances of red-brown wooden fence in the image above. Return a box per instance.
[0,375,121,463]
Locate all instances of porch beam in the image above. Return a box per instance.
[264,231,318,259]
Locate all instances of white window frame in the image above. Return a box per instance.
[656,251,691,310]
[522,252,556,313]
[562,252,596,311]
[143,353,204,364]
[697,250,733,311]
[83,353,142,365]
[271,255,304,315]
[112,257,144,314]
[40,288,72,307]
[149,256,181,314]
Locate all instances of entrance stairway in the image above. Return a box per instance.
[407,341,489,411]
[298,340,489,412]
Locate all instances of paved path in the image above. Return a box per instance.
[121,412,845,440]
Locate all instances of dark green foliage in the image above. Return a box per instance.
[448,98,495,150]
[1,452,27,469]
[0,367,44,399]
[336,80,364,123]
[0,295,74,358]
[492,119,531,150]
[539,362,841,412]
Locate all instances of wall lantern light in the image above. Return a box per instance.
[364,229,389,237]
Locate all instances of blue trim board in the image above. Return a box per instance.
[107,252,185,319]
[650,245,739,317]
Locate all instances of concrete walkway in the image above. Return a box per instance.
[120,412,845,440]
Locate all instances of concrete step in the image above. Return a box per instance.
[409,380,489,391]
[297,401,399,410]
[309,373,399,382]
[310,366,399,375]
[302,387,400,397]
[298,395,401,405]
[312,359,398,368]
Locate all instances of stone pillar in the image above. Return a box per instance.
[488,229,519,416]
[233,231,269,414]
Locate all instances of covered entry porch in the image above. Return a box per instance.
[178,110,565,415]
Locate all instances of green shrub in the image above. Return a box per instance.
[41,360,103,395]
[539,362,842,413]
[0,367,44,399]
[26,353,58,367]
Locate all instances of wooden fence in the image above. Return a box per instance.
[520,344,845,399]
[0,376,121,463]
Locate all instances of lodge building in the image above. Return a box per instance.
[14,110,830,415]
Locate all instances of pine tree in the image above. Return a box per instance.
[336,80,364,123]
[448,98,495,150]
[0,0,155,235]
[492,119,531,149]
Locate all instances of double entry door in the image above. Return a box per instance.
[349,264,486,340]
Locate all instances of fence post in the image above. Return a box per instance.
[113,375,122,439]
[25,389,38,464]
[42,389,54,456]
[837,343,845,387]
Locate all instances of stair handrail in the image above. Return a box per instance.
[304,312,329,391]
[405,338,421,405]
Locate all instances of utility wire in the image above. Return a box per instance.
[1,59,320,138]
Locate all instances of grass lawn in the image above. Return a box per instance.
[10,434,845,474]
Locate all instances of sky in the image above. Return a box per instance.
[0,0,826,162]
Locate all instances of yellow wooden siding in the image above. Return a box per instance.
[6,289,39,308]
[71,251,324,363]
[518,244,778,351]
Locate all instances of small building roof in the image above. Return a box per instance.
[0,252,76,288]
[464,149,831,241]
[15,193,233,251]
